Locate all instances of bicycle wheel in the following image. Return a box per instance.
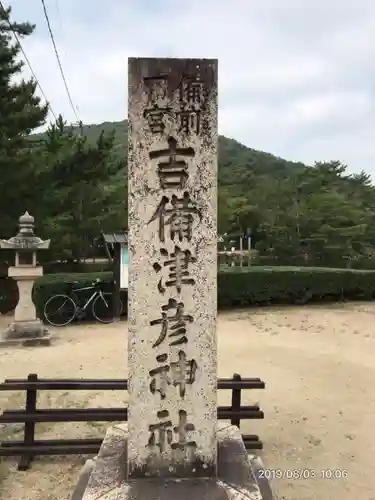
[92,293,123,324]
[44,294,77,327]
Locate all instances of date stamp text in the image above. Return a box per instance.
[258,468,348,481]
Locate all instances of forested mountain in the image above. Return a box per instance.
[62,118,306,181]
[32,119,375,267]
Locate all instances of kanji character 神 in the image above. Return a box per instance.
[149,351,198,399]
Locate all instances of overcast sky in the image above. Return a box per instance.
[5,0,375,175]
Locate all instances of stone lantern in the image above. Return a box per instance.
[0,212,51,346]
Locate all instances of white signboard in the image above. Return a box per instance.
[120,245,128,289]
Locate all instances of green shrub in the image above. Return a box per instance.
[42,261,111,274]
[217,266,375,308]
[0,277,19,314]
[32,272,120,320]
[3,266,375,322]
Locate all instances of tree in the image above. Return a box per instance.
[37,116,125,262]
[0,5,48,237]
[25,116,375,269]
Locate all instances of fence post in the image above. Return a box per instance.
[113,243,121,322]
[231,373,242,428]
[18,373,38,471]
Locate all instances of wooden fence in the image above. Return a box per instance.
[0,373,265,471]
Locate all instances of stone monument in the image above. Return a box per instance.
[74,58,271,500]
[0,211,51,347]
[127,57,218,479]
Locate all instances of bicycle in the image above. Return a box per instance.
[43,278,123,327]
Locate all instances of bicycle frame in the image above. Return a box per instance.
[72,286,108,311]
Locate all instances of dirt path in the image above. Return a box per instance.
[0,303,374,500]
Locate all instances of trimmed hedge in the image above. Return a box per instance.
[1,266,375,321]
[217,266,375,307]
[0,277,19,314]
[32,272,119,321]
[42,261,111,274]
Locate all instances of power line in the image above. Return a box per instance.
[40,0,80,123]
[0,1,58,121]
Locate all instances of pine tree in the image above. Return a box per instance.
[38,117,125,262]
[0,5,48,236]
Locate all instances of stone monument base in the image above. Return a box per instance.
[0,319,51,347]
[72,423,273,500]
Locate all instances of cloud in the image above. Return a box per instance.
[5,0,375,174]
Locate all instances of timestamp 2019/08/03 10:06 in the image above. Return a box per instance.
[258,468,349,481]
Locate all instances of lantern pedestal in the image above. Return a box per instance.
[0,212,51,348]
[1,266,51,347]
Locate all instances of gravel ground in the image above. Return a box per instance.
[0,303,374,500]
